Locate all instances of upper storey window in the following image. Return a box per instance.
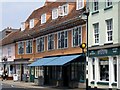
[41,13,46,24]
[93,0,99,12]
[76,0,84,10]
[29,19,34,28]
[52,8,58,19]
[21,22,25,31]
[58,4,69,16]
[18,41,24,54]
[106,0,112,7]
[26,40,33,54]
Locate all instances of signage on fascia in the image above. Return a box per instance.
[89,47,119,57]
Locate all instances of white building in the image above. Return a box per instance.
[88,0,120,89]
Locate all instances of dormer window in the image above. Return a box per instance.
[21,22,25,31]
[76,0,84,10]
[58,4,69,16]
[41,13,46,24]
[52,8,58,19]
[29,19,34,28]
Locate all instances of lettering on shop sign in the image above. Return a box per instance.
[89,51,96,55]
[112,48,118,53]
[98,49,108,55]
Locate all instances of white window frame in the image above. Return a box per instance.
[72,26,82,47]
[26,40,33,54]
[41,13,46,24]
[76,0,84,10]
[58,4,69,16]
[52,8,58,19]
[106,19,113,43]
[8,47,11,57]
[47,34,55,51]
[93,23,99,45]
[21,22,25,31]
[36,36,45,53]
[29,19,34,28]
[63,4,69,16]
[93,0,99,12]
[18,41,24,55]
[106,0,112,7]
[35,66,43,78]
[57,30,68,49]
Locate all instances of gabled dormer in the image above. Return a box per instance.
[58,3,69,16]
[29,18,39,29]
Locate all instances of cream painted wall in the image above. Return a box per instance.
[88,1,119,47]
[2,44,15,62]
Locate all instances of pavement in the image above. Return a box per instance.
[0,80,84,90]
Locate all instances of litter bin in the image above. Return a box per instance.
[13,74,18,81]
[22,74,27,82]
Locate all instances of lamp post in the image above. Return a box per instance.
[80,7,90,90]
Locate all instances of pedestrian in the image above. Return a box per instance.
[4,69,8,80]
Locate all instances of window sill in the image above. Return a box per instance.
[92,10,99,15]
[111,82,117,86]
[91,81,95,84]
[97,81,109,85]
[104,42,113,45]
[104,6,113,11]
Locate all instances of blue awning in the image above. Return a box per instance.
[28,57,58,66]
[28,55,81,67]
[45,55,81,66]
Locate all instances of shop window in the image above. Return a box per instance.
[113,57,117,82]
[35,67,43,78]
[92,58,95,80]
[99,58,109,81]
[71,62,85,81]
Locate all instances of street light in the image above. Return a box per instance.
[80,7,90,90]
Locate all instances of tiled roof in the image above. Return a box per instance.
[2,1,86,45]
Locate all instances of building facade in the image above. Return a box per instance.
[0,30,20,79]
[13,0,87,88]
[88,0,120,89]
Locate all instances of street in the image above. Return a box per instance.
[0,82,85,90]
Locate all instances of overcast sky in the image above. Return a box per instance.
[1,1,45,31]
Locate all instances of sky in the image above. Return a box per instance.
[1,1,46,31]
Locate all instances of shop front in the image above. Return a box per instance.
[88,47,120,89]
[14,58,30,81]
[29,54,86,88]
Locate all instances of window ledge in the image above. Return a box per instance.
[104,42,113,45]
[92,10,99,15]
[111,82,117,86]
[104,6,113,11]
[97,81,109,85]
[91,81,95,84]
